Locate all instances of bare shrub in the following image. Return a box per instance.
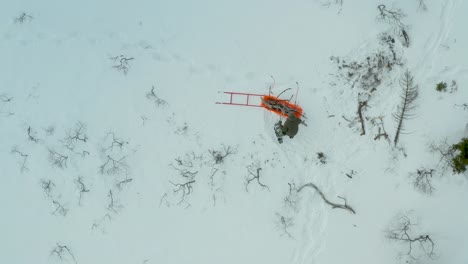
[107,190,122,214]
[52,200,68,216]
[75,176,90,205]
[386,213,435,262]
[146,85,167,107]
[14,12,33,24]
[245,165,269,192]
[11,146,29,173]
[40,179,55,198]
[275,213,294,239]
[0,94,14,117]
[109,55,134,75]
[283,182,299,211]
[63,121,88,151]
[409,168,435,194]
[377,4,410,47]
[50,243,77,264]
[99,155,129,176]
[169,180,195,208]
[208,145,237,164]
[416,0,427,11]
[48,148,69,169]
[27,126,40,143]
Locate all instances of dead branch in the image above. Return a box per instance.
[245,167,270,192]
[298,182,355,214]
[357,100,368,136]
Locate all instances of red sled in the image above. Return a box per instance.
[216,90,304,119]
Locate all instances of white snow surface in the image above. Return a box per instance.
[1,0,468,264]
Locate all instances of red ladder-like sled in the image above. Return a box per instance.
[216,91,304,119]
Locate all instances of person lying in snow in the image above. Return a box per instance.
[274,112,303,143]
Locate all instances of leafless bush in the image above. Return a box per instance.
[377,4,407,30]
[0,94,14,117]
[377,4,410,47]
[208,145,237,164]
[99,155,129,176]
[417,0,427,11]
[275,213,294,239]
[107,190,123,214]
[170,152,201,180]
[63,121,88,151]
[428,139,457,173]
[102,132,128,152]
[331,32,403,93]
[43,125,56,136]
[48,148,68,169]
[11,146,29,173]
[109,55,134,75]
[75,176,90,205]
[410,168,435,194]
[169,180,195,208]
[41,179,55,198]
[317,152,327,164]
[52,200,68,216]
[386,213,435,262]
[14,12,33,24]
[27,126,40,143]
[116,177,133,190]
[320,0,343,13]
[393,70,419,146]
[298,182,356,214]
[146,85,168,107]
[99,132,130,176]
[454,103,468,110]
[245,165,270,192]
[50,243,77,264]
[283,182,299,211]
[370,116,391,143]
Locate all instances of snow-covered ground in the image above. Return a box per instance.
[1,0,467,263]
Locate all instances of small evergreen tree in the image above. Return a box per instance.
[452,138,468,173]
[435,82,447,92]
